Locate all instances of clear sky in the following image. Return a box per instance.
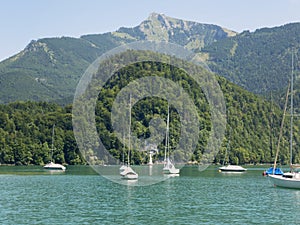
[1,0,300,61]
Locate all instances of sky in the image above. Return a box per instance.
[0,0,300,61]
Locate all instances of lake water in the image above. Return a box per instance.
[0,165,299,225]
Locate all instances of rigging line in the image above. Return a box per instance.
[223,127,232,166]
[290,51,294,167]
[273,81,290,172]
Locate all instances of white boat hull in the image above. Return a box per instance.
[121,174,139,180]
[269,173,300,189]
[43,162,66,171]
[219,165,247,172]
[163,167,180,174]
[120,166,138,180]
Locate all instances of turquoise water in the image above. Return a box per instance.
[0,166,299,224]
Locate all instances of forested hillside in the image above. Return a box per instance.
[203,23,300,96]
[0,60,298,166]
[0,102,84,165]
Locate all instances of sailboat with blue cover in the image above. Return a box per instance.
[269,52,300,189]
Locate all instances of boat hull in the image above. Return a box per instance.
[120,166,138,180]
[44,165,66,171]
[269,174,300,189]
[121,174,139,180]
[163,168,180,174]
[43,162,66,171]
[219,165,247,172]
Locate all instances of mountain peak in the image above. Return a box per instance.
[136,13,236,49]
[113,13,236,50]
[148,12,166,20]
[146,12,175,30]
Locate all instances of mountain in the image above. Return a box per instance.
[202,23,300,97]
[0,13,235,104]
[0,13,300,166]
[109,12,236,50]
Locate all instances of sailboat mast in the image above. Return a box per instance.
[290,52,294,166]
[223,128,231,166]
[51,124,55,161]
[128,94,132,166]
[122,133,125,165]
[269,91,274,158]
[164,106,170,162]
[167,106,170,159]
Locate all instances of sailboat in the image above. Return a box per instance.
[43,125,66,171]
[163,106,180,174]
[263,88,289,177]
[219,129,247,173]
[120,95,138,180]
[269,52,300,189]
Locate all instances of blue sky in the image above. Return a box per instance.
[1,0,300,61]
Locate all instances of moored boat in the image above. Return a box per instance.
[268,52,300,189]
[219,165,247,172]
[43,125,66,171]
[162,106,180,175]
[44,161,66,171]
[119,94,138,180]
[269,171,300,189]
[120,166,138,180]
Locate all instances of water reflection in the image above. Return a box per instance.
[149,165,153,176]
[44,169,66,175]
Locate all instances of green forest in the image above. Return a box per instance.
[0,55,299,166]
[203,23,300,97]
[0,102,84,165]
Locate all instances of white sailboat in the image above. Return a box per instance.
[219,129,247,173]
[269,52,300,189]
[120,95,138,180]
[43,125,66,171]
[163,106,180,174]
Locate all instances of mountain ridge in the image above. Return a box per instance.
[0,13,299,104]
[0,13,235,103]
[203,22,300,96]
